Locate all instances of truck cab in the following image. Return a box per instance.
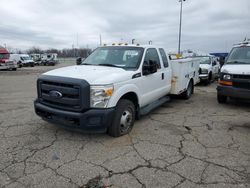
[0,46,17,71]
[199,55,220,84]
[34,44,197,137]
[217,41,250,103]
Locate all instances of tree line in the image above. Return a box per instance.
[26,47,92,58]
[8,46,92,58]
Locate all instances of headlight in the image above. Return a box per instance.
[223,74,231,80]
[90,85,113,108]
[201,68,208,74]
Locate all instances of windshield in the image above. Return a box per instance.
[227,46,250,64]
[200,57,211,64]
[21,56,31,60]
[82,46,144,70]
[0,53,10,59]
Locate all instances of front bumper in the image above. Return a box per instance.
[34,100,115,133]
[23,62,34,67]
[199,74,209,80]
[217,85,250,100]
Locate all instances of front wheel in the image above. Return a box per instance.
[108,99,135,137]
[205,72,212,85]
[217,94,227,104]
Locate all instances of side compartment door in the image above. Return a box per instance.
[139,48,166,107]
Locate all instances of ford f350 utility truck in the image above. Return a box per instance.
[217,41,250,103]
[34,45,199,137]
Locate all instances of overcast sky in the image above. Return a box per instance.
[1,0,250,53]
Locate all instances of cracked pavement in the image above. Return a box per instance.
[0,62,250,188]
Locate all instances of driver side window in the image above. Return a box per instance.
[144,48,161,69]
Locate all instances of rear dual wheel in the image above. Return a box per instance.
[182,80,194,100]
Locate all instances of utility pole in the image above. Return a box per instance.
[99,34,102,46]
[178,0,186,55]
[76,33,79,48]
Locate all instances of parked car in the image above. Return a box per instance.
[34,44,199,137]
[10,54,35,67]
[0,46,17,71]
[199,55,220,84]
[217,40,250,103]
[41,53,58,66]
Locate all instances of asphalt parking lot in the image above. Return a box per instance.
[0,62,250,188]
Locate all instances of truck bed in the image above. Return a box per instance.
[170,58,200,95]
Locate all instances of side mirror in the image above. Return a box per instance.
[142,60,157,75]
[76,57,82,65]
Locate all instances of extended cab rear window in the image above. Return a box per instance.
[159,48,169,67]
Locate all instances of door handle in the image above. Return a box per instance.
[162,73,164,80]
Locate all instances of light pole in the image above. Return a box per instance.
[178,0,186,55]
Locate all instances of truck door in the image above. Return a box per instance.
[211,57,219,75]
[139,48,168,106]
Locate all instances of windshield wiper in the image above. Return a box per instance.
[81,63,94,65]
[97,63,122,68]
[227,61,246,64]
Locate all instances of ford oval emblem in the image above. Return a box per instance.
[49,90,63,98]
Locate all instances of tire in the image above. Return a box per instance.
[12,68,17,71]
[18,62,22,68]
[108,99,135,137]
[182,80,193,100]
[205,72,212,85]
[217,94,227,104]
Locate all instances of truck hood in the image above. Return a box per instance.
[221,64,250,75]
[43,65,135,85]
[199,64,210,69]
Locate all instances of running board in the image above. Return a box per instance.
[140,96,170,116]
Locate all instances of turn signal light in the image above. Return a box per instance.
[219,80,233,86]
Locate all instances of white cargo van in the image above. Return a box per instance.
[10,54,35,67]
[34,45,200,137]
[217,41,250,103]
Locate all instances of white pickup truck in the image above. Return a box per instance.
[34,45,199,137]
[217,41,250,103]
[199,55,220,84]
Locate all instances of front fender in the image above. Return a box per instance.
[107,84,140,108]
